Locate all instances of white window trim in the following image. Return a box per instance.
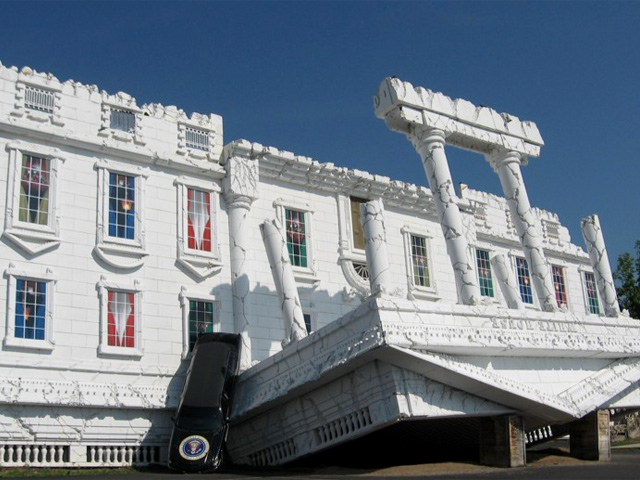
[97,275,143,358]
[579,265,602,316]
[174,177,223,279]
[3,141,64,255]
[508,250,538,309]
[179,286,220,359]
[550,263,570,310]
[273,197,319,284]
[98,97,145,146]
[336,194,369,296]
[11,79,64,126]
[177,122,217,160]
[402,225,439,301]
[94,160,149,269]
[4,262,57,351]
[473,246,499,302]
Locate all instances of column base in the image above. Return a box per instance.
[479,415,526,467]
[570,410,611,461]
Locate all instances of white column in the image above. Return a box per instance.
[361,198,391,295]
[581,214,620,317]
[487,150,557,312]
[260,219,308,346]
[223,154,258,370]
[409,127,479,305]
[490,253,524,310]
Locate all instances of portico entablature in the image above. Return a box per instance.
[374,77,543,158]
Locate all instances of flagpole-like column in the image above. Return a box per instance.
[260,219,308,345]
[409,127,479,305]
[487,150,556,312]
[361,198,391,295]
[223,148,259,370]
[581,214,620,317]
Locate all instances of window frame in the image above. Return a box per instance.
[273,198,318,283]
[94,160,149,269]
[99,97,144,145]
[3,142,63,255]
[475,248,495,298]
[402,225,438,301]
[175,177,222,278]
[97,276,143,358]
[12,79,64,126]
[581,268,601,315]
[4,262,57,351]
[179,287,220,359]
[551,264,569,309]
[514,256,534,305]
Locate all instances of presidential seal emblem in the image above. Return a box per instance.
[178,435,210,461]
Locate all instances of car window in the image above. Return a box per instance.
[175,405,224,431]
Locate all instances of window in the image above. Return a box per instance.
[273,198,317,283]
[285,208,307,268]
[95,161,149,269]
[12,80,64,125]
[97,277,142,357]
[107,290,136,348]
[410,234,430,288]
[185,127,209,151]
[584,272,600,315]
[303,313,313,334]
[179,288,219,358]
[110,108,136,133]
[187,188,212,251]
[515,257,533,304]
[3,143,62,255]
[25,86,55,114]
[476,249,494,297]
[4,263,56,351]
[176,179,222,279]
[99,96,143,145]
[19,154,51,226]
[402,226,438,301]
[188,300,215,352]
[108,172,135,240]
[15,279,47,340]
[350,197,367,251]
[552,265,568,308]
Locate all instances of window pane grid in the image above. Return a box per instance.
[476,249,494,297]
[185,127,209,151]
[552,265,567,307]
[285,209,307,267]
[110,108,136,132]
[24,86,54,113]
[15,278,46,340]
[107,290,135,347]
[188,300,214,351]
[19,155,50,225]
[585,272,600,314]
[187,188,211,251]
[108,173,135,240]
[516,257,533,304]
[411,234,430,287]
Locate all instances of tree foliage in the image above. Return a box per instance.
[614,240,640,319]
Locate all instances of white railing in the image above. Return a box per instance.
[24,86,55,113]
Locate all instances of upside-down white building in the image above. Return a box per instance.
[0,60,638,469]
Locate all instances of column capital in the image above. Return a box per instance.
[222,153,259,208]
[485,149,526,172]
[408,126,446,151]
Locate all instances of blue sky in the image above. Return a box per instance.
[2,0,638,267]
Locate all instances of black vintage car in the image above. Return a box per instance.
[168,333,242,472]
